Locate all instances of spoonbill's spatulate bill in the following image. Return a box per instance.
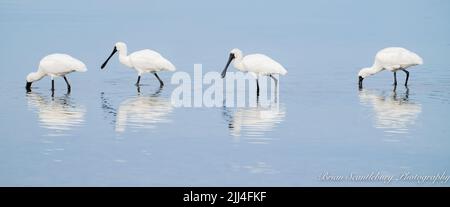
[100,42,176,87]
[25,54,87,93]
[358,47,423,88]
[221,48,287,96]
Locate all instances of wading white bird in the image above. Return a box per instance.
[26,54,87,92]
[358,47,423,88]
[101,42,176,87]
[221,48,287,96]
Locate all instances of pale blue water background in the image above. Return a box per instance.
[1,0,449,186]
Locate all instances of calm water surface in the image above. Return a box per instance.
[1,0,449,186]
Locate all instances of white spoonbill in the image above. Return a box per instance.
[221,48,287,96]
[100,42,176,87]
[26,54,87,92]
[358,47,423,88]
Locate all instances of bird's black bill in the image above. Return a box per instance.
[26,82,32,92]
[221,53,235,78]
[101,46,117,69]
[358,76,364,89]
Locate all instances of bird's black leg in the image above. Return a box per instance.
[63,76,71,93]
[402,69,410,86]
[154,73,164,87]
[135,76,141,86]
[269,74,278,88]
[256,78,260,97]
[393,71,397,86]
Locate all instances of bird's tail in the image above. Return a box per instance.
[77,67,88,72]
[167,62,176,72]
[416,55,424,65]
[412,52,424,65]
[279,67,287,75]
[76,62,88,72]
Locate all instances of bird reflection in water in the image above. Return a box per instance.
[101,87,173,133]
[26,92,86,136]
[359,86,422,135]
[223,98,286,142]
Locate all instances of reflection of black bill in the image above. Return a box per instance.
[221,53,235,78]
[26,82,32,92]
[101,46,117,69]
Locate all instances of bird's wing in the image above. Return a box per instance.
[129,50,176,71]
[40,54,86,73]
[242,54,287,75]
[375,48,422,69]
[63,55,87,72]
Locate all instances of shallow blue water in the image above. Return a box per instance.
[1,0,450,186]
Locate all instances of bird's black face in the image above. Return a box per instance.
[221,53,235,78]
[358,76,364,89]
[101,46,118,69]
[25,81,32,92]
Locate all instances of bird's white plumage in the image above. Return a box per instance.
[241,54,287,76]
[231,48,287,76]
[358,47,423,78]
[113,42,176,76]
[373,47,423,71]
[27,53,87,83]
[129,49,176,74]
[40,54,87,74]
